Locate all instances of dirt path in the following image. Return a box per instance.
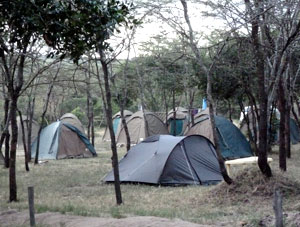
[0,209,212,227]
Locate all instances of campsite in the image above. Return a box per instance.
[1,132,300,226]
[2,1,300,226]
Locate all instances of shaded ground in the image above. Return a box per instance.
[0,209,211,227]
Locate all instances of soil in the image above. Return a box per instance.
[0,209,213,227]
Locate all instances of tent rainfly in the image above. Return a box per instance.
[104,134,223,185]
[116,110,169,145]
[166,107,189,136]
[31,115,96,160]
[60,113,85,134]
[185,109,253,160]
[102,110,133,141]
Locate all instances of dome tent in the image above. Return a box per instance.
[60,113,85,134]
[31,113,96,160]
[102,110,133,142]
[185,109,253,159]
[116,110,169,145]
[104,135,223,185]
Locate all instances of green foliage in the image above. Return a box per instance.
[0,0,136,62]
[71,107,85,123]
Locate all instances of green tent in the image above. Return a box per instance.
[167,107,189,136]
[185,109,253,159]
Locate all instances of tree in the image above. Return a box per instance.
[180,0,233,184]
[0,0,135,203]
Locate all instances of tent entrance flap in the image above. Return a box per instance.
[170,119,184,136]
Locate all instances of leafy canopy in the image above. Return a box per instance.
[0,0,136,62]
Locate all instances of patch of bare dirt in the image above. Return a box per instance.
[0,209,212,227]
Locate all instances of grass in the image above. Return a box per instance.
[1,133,300,226]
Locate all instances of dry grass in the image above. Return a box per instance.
[1,131,300,226]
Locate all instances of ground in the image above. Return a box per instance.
[0,209,211,227]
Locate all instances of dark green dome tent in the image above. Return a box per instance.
[185,109,253,160]
[104,135,223,185]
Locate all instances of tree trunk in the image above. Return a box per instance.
[172,90,176,136]
[180,0,232,184]
[120,107,131,152]
[278,78,286,171]
[99,50,122,205]
[2,98,10,167]
[17,111,29,171]
[285,72,291,159]
[9,97,18,202]
[27,96,35,162]
[249,0,272,177]
[228,100,233,122]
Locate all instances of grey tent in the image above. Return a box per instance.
[31,120,96,160]
[166,107,189,136]
[116,110,169,145]
[104,134,223,185]
[185,109,253,159]
[8,115,39,149]
[102,110,133,142]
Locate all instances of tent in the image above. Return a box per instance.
[185,109,253,159]
[289,118,300,144]
[31,120,96,160]
[60,113,85,134]
[166,107,189,136]
[104,135,223,185]
[240,110,300,144]
[117,110,169,145]
[8,115,39,149]
[102,110,133,141]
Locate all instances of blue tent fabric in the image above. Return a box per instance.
[290,118,300,144]
[113,118,121,134]
[31,122,61,160]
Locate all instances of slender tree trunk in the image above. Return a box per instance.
[172,90,176,136]
[99,50,122,205]
[285,72,291,158]
[278,78,286,171]
[27,96,35,161]
[228,100,233,122]
[2,98,10,167]
[17,111,29,171]
[120,107,131,152]
[9,97,18,202]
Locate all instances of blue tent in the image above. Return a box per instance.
[31,121,96,160]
